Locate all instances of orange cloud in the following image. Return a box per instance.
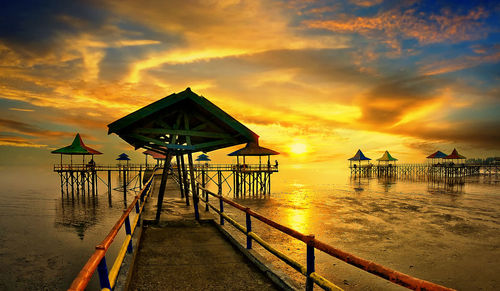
[305,7,489,49]
[0,135,47,148]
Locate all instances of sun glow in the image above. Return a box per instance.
[289,142,308,155]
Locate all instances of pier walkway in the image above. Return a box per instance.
[129,174,280,290]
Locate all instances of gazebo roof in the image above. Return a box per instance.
[348,149,371,161]
[444,148,466,159]
[107,88,259,154]
[228,141,279,156]
[377,151,398,161]
[51,133,102,155]
[427,151,447,159]
[116,153,131,161]
[143,150,166,160]
[196,154,211,161]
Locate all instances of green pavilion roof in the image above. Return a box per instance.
[377,150,398,161]
[107,88,259,154]
[51,133,102,155]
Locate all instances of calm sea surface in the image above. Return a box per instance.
[0,166,499,290]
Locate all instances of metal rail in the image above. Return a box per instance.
[67,169,157,291]
[198,185,455,291]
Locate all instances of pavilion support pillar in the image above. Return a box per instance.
[180,154,190,206]
[107,170,111,194]
[175,154,185,198]
[217,170,222,195]
[188,152,200,221]
[155,152,173,224]
[123,168,127,200]
[59,172,64,197]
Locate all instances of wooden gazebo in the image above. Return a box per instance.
[108,87,258,222]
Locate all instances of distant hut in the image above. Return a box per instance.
[444,149,466,165]
[348,149,371,168]
[426,151,447,164]
[116,153,131,167]
[228,140,279,170]
[51,133,102,166]
[143,150,166,166]
[196,153,211,168]
[377,150,398,166]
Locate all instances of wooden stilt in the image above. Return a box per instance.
[175,155,184,198]
[155,152,172,224]
[187,152,200,221]
[180,154,189,206]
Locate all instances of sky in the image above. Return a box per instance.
[0,0,499,169]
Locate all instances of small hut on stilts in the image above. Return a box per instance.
[51,133,102,197]
[348,149,372,176]
[228,140,279,197]
[376,151,398,176]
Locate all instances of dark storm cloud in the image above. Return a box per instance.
[358,75,444,126]
[0,118,67,137]
[0,0,108,56]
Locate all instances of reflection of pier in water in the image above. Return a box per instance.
[55,194,99,240]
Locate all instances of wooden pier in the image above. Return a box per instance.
[188,163,279,197]
[349,163,496,178]
[53,164,153,197]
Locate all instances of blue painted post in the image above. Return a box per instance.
[124,216,133,253]
[246,209,252,249]
[97,256,111,289]
[135,200,140,213]
[219,197,224,225]
[306,235,315,291]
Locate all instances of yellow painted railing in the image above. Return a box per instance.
[67,168,157,291]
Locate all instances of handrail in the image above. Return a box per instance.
[68,168,157,291]
[198,185,455,291]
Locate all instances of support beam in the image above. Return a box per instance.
[187,152,200,221]
[155,152,173,224]
[175,154,184,198]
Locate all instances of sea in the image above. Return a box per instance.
[0,165,499,290]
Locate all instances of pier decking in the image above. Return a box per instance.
[130,176,280,290]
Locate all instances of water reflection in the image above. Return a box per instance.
[54,172,139,239]
[55,196,99,240]
[349,175,370,192]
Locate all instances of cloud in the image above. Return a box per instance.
[349,0,383,7]
[420,47,500,76]
[0,118,68,137]
[304,5,491,51]
[0,134,47,148]
[356,75,445,126]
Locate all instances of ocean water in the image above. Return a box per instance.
[0,165,498,290]
[0,166,143,290]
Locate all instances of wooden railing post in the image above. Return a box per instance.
[306,235,315,291]
[205,185,209,212]
[219,197,224,225]
[246,209,252,249]
[97,256,111,290]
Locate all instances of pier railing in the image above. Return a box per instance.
[54,163,154,171]
[197,185,455,291]
[68,168,157,291]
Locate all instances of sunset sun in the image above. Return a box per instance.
[289,142,308,155]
